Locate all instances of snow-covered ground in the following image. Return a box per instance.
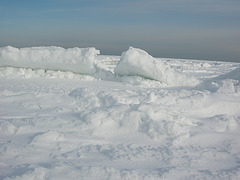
[0,46,240,180]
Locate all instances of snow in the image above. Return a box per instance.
[0,46,100,74]
[0,46,240,180]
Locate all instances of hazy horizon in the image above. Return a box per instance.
[1,0,240,62]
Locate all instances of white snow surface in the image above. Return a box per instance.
[0,46,100,74]
[1,46,240,180]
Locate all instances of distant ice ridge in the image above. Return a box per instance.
[115,47,199,86]
[0,46,100,74]
[0,46,200,86]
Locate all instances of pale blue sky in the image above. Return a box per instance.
[1,0,240,62]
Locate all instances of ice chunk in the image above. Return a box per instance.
[0,46,100,74]
[114,47,199,86]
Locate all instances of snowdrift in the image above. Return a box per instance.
[114,47,199,86]
[0,46,100,74]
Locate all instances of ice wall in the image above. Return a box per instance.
[114,47,199,86]
[0,46,100,74]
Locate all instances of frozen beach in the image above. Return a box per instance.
[0,46,240,179]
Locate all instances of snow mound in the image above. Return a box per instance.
[30,131,65,145]
[214,67,240,81]
[114,47,199,86]
[200,67,240,93]
[0,46,100,74]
